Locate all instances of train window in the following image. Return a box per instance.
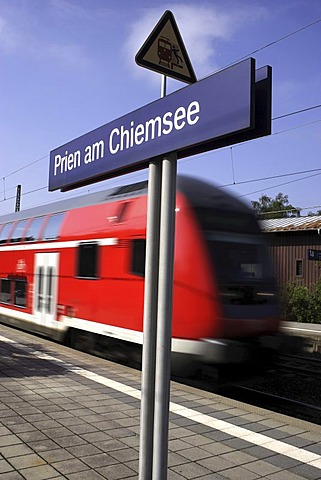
[296,259,303,277]
[0,279,11,303]
[14,279,27,308]
[0,223,14,244]
[194,207,260,235]
[25,216,45,242]
[10,219,29,243]
[131,239,146,277]
[42,213,65,241]
[77,242,99,278]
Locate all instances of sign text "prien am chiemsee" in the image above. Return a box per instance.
[53,100,200,177]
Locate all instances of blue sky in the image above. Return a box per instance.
[0,0,320,215]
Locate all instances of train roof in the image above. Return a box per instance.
[0,175,251,224]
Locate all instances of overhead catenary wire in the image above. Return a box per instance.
[240,18,321,57]
[222,167,321,188]
[241,18,321,56]
[237,172,321,200]
[3,155,48,178]
[273,104,321,120]
[209,17,321,77]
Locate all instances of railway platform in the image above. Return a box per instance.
[0,324,320,480]
[281,321,321,355]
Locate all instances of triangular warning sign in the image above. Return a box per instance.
[135,10,197,84]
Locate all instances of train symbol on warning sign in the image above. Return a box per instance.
[158,36,183,70]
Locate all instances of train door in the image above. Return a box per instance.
[33,252,59,329]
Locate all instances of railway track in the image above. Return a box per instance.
[176,371,321,425]
[224,386,321,425]
[276,352,321,379]
[173,352,321,425]
[173,368,321,425]
[226,353,321,425]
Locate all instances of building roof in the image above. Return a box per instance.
[260,215,321,232]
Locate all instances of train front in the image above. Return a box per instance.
[171,176,286,375]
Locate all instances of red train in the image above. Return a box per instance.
[0,176,286,374]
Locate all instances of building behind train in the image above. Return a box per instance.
[261,216,321,290]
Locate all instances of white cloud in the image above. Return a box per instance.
[0,3,90,68]
[0,14,19,51]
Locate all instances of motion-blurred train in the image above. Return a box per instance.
[0,176,292,374]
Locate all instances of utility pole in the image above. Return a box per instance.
[15,184,21,212]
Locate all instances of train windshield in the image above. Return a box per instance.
[205,231,277,309]
[194,206,277,311]
[206,232,270,281]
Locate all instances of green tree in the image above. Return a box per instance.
[281,280,321,324]
[251,193,300,219]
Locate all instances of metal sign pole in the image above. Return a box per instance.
[138,158,161,480]
[138,75,167,480]
[153,151,177,480]
[139,75,177,480]
[161,74,167,98]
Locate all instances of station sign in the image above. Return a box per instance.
[49,58,271,192]
[308,249,321,261]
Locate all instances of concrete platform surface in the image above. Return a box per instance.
[0,323,320,480]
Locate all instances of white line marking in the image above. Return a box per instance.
[0,334,320,469]
[0,237,118,252]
